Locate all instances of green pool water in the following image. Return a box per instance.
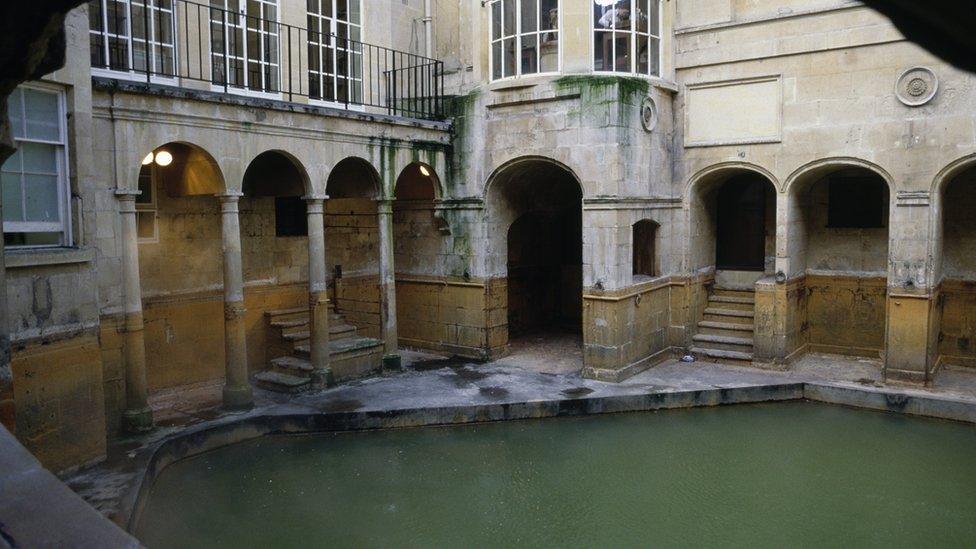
[135,401,976,548]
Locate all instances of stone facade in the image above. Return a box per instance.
[1,0,975,472]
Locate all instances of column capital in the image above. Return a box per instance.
[115,189,141,213]
[303,194,329,202]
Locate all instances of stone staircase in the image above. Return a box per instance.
[253,306,383,393]
[690,286,755,365]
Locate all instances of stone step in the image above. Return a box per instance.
[283,324,358,344]
[692,333,754,351]
[707,295,755,311]
[271,317,308,329]
[690,347,754,364]
[266,307,345,322]
[697,320,754,338]
[253,370,310,394]
[711,287,756,299]
[294,336,383,360]
[270,356,312,374]
[703,308,754,324]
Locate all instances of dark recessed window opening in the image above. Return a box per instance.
[633,220,658,277]
[274,196,308,237]
[827,176,887,228]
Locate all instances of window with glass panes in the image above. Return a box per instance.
[210,0,280,94]
[88,0,176,76]
[489,0,560,81]
[307,0,363,104]
[593,0,661,77]
[1,86,70,248]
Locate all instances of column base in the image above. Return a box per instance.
[222,384,254,411]
[122,406,154,434]
[310,368,334,390]
[883,367,928,385]
[382,354,402,371]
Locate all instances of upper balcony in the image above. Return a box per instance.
[86,0,445,121]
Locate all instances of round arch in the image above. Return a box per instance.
[242,149,311,197]
[326,156,381,199]
[394,161,443,200]
[684,161,780,203]
[484,155,585,201]
[784,156,895,195]
[137,141,226,197]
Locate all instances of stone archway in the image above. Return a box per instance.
[485,157,583,371]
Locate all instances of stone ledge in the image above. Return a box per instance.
[0,425,138,548]
[92,76,451,131]
[5,247,95,269]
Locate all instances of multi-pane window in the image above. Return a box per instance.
[593,0,661,77]
[489,0,560,81]
[1,86,70,248]
[89,0,177,76]
[210,0,280,94]
[307,0,363,104]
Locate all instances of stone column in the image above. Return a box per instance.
[884,194,938,384]
[116,190,153,432]
[376,198,398,355]
[218,192,253,409]
[305,195,331,387]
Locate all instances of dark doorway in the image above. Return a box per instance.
[716,175,767,271]
[507,209,582,337]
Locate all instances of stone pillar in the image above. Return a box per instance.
[218,192,253,409]
[884,193,939,384]
[305,195,331,387]
[376,198,398,355]
[116,190,153,432]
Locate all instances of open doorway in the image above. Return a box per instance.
[486,157,582,372]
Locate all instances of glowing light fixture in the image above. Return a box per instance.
[419,165,431,177]
[155,150,173,167]
[142,152,155,165]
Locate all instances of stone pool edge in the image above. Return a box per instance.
[123,381,976,534]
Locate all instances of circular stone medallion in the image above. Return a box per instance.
[640,96,658,132]
[895,67,938,106]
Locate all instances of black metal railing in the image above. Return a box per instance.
[88,0,445,120]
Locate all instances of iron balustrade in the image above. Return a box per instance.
[88,0,445,120]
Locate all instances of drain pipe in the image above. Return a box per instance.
[423,0,433,58]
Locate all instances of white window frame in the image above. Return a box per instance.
[208,0,282,100]
[88,0,179,84]
[306,0,365,109]
[489,0,562,82]
[1,83,72,249]
[591,0,663,79]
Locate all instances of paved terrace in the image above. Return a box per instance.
[66,347,976,531]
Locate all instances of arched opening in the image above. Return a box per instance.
[392,162,447,352]
[690,167,776,288]
[486,158,583,367]
[938,164,976,367]
[787,163,891,357]
[632,219,659,279]
[325,157,382,339]
[688,166,775,363]
[134,142,229,391]
[241,151,309,284]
